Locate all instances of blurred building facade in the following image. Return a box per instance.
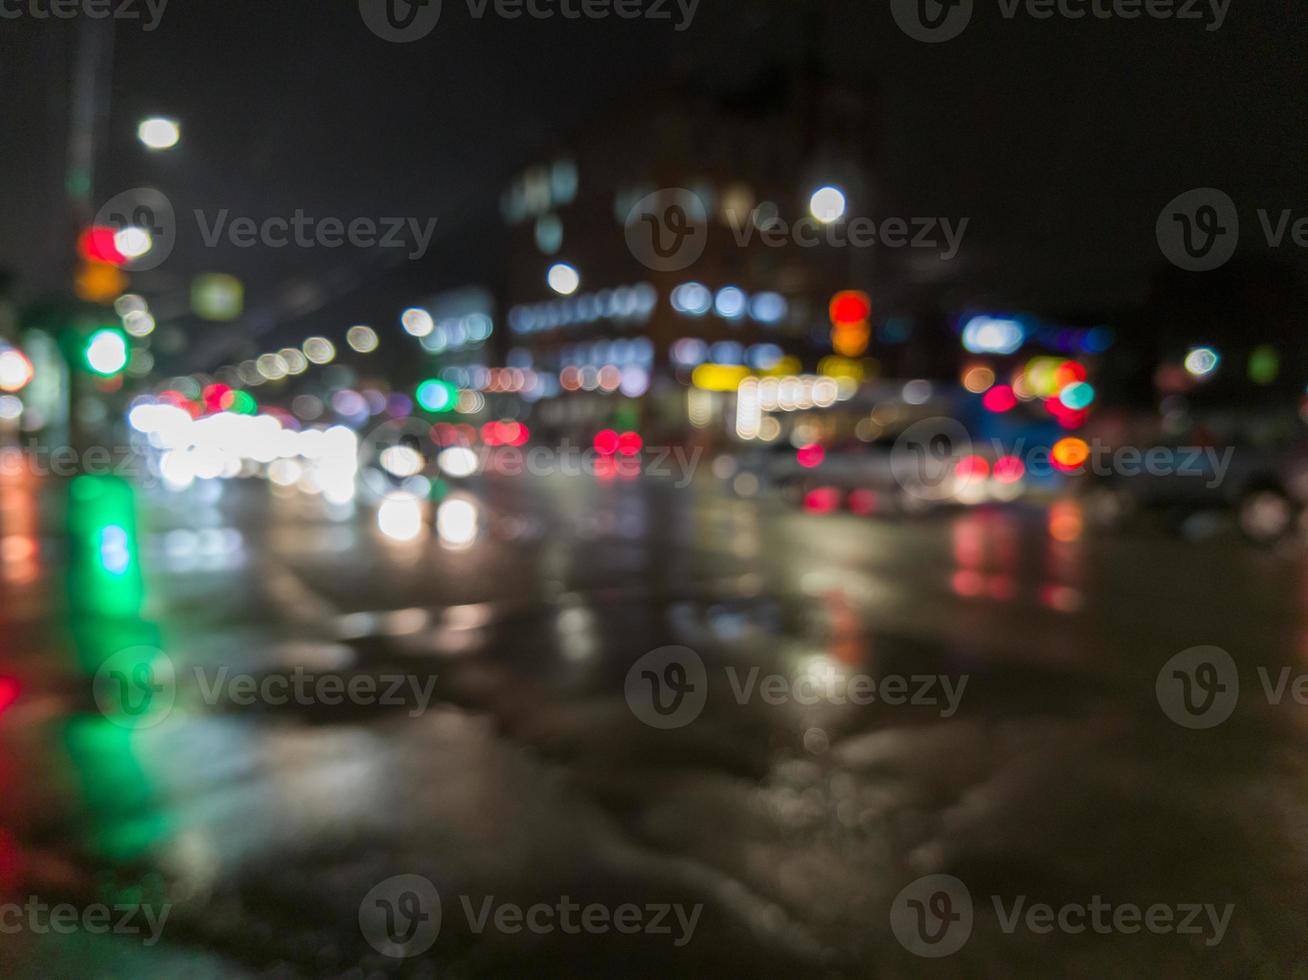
[495,66,880,443]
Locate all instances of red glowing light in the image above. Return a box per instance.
[848,488,878,515]
[509,423,530,447]
[993,455,1026,484]
[804,487,841,513]
[988,575,1018,601]
[204,383,232,413]
[493,422,522,447]
[0,677,19,715]
[951,570,986,598]
[955,455,990,480]
[594,429,620,456]
[77,226,126,266]
[481,422,503,446]
[796,443,826,469]
[829,290,871,325]
[617,431,643,457]
[1054,360,1088,389]
[983,385,1019,413]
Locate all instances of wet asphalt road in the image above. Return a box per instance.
[2,467,1308,977]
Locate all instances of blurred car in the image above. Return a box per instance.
[741,437,1027,515]
[1080,436,1308,543]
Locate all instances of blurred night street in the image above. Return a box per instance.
[4,0,1308,975]
[4,466,1308,976]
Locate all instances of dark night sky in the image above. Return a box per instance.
[1,0,1305,369]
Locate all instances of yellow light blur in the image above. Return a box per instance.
[692,364,751,392]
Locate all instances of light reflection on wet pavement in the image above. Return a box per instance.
[2,469,1308,976]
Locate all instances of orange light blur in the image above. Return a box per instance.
[1052,437,1091,472]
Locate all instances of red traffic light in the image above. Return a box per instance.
[829,290,871,325]
[77,226,127,267]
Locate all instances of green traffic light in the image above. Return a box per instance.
[85,328,128,377]
[416,379,457,413]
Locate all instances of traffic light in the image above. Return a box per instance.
[830,290,871,358]
[416,379,457,413]
[84,328,128,377]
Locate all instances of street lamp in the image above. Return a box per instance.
[809,185,847,224]
[547,262,580,296]
[137,117,180,151]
